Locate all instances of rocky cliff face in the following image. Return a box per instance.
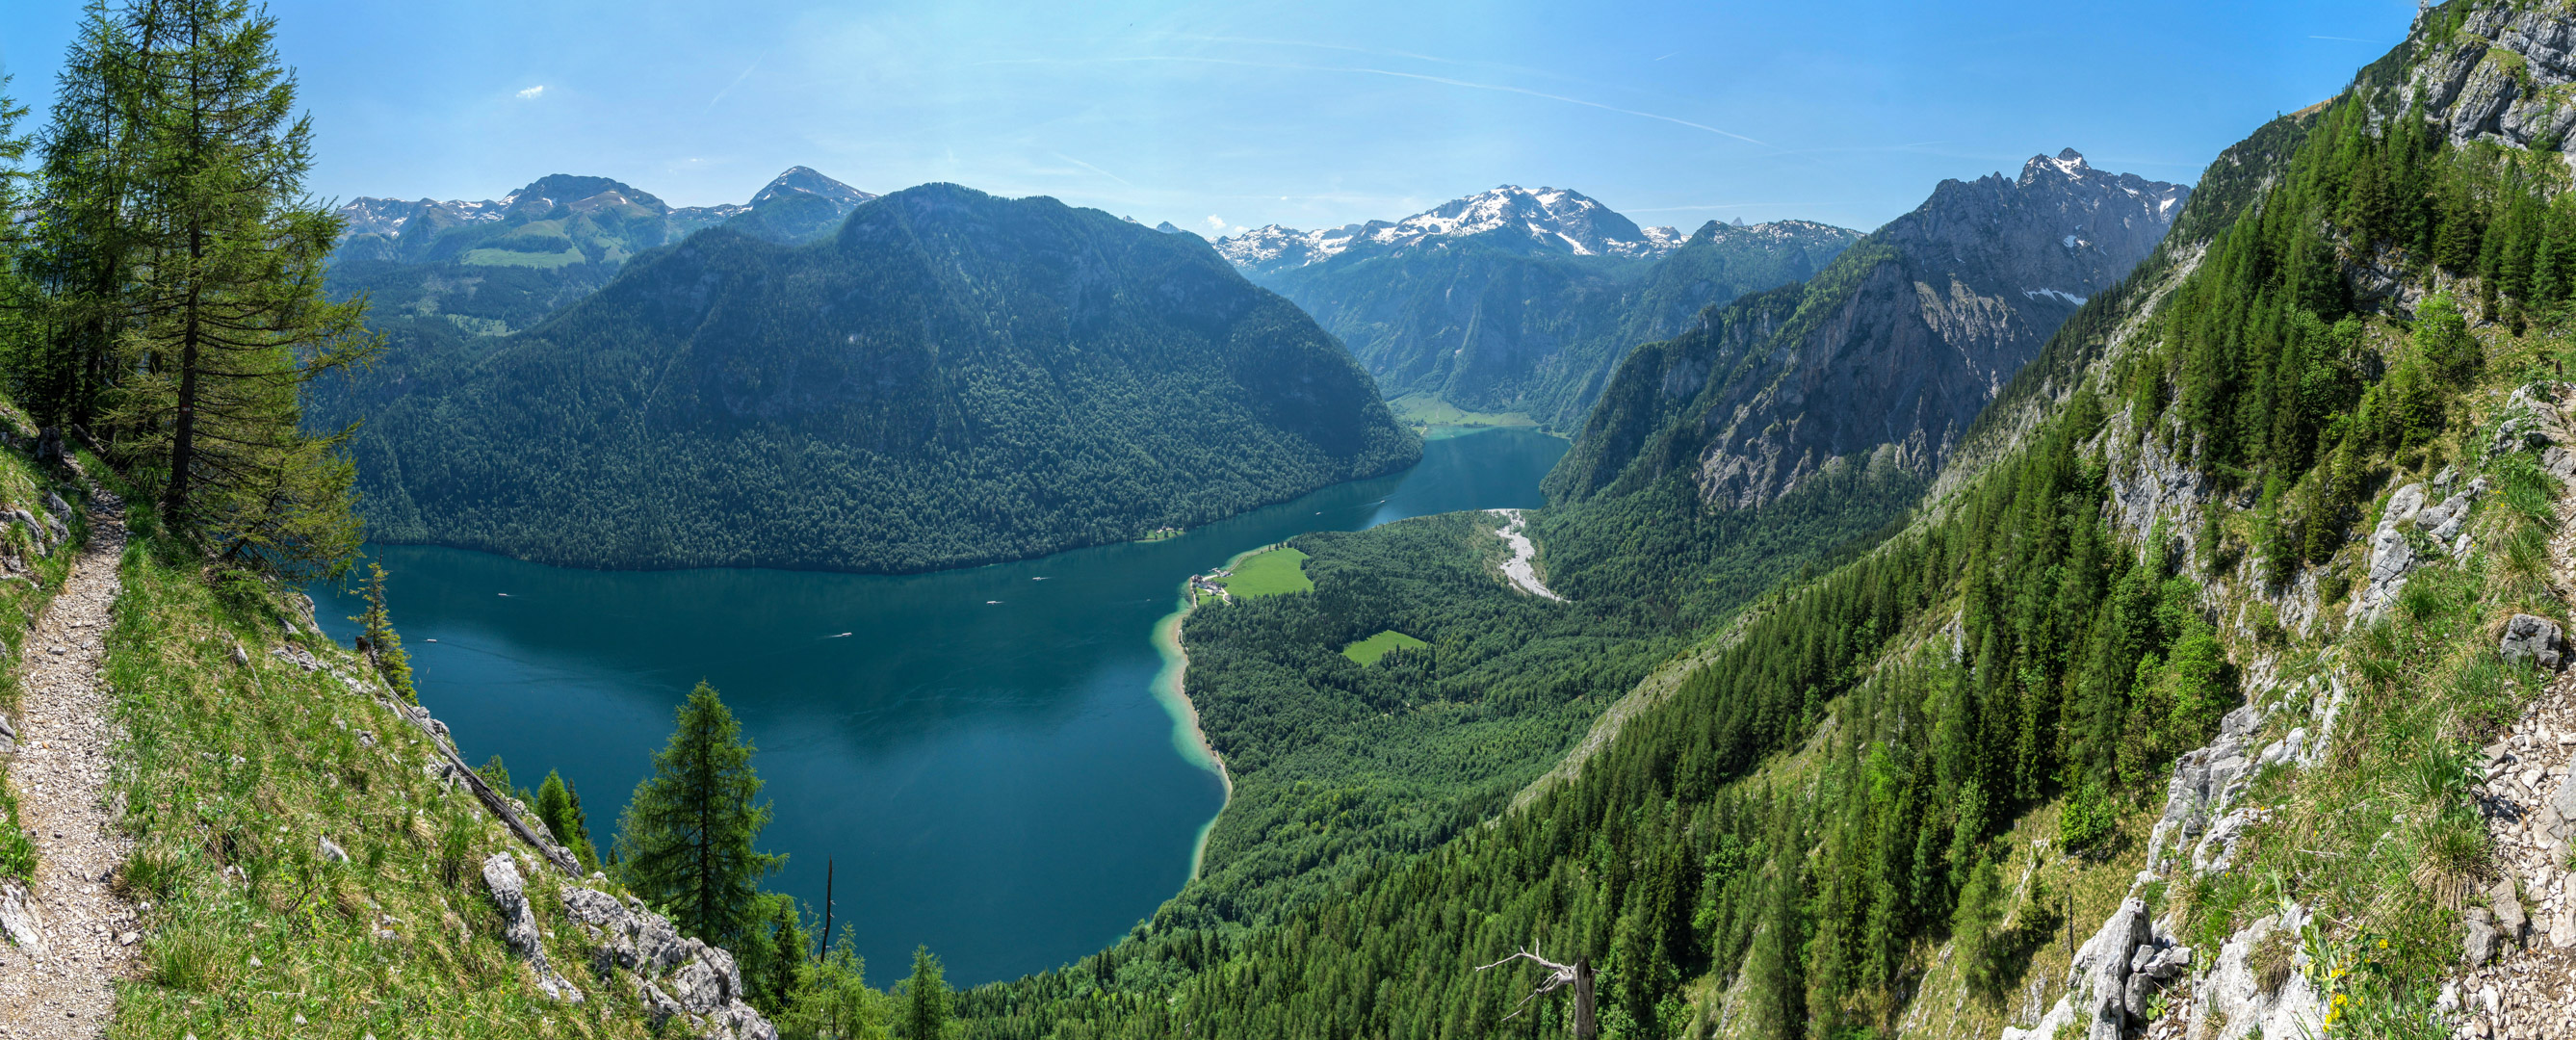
[1548,150,2187,507]
[2401,2,2576,151]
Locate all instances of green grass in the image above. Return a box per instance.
[1214,547,1312,598]
[1339,629,1428,665]
[97,503,681,1038]
[1388,393,1537,430]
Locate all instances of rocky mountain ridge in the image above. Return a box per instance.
[332,167,875,251]
[1215,185,1685,275]
[1547,148,2188,509]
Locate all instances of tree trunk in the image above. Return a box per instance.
[1573,960,1597,1040]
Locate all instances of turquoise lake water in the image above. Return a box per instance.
[311,427,1568,985]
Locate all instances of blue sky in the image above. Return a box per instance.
[3,0,2424,235]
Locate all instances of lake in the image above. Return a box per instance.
[311,427,1568,986]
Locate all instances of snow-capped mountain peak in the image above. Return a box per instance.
[1214,185,1681,274]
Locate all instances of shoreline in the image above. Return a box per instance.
[1154,548,1262,880]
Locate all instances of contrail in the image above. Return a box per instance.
[706,54,767,113]
[1053,152,1137,188]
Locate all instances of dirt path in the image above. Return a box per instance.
[1489,509,1563,601]
[0,502,136,1039]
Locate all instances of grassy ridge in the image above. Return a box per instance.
[97,502,682,1038]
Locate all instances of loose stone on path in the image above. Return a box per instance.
[0,497,137,1039]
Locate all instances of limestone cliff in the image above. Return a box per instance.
[1548,150,2186,507]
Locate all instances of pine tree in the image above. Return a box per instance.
[108,0,377,577]
[533,769,599,872]
[615,681,783,949]
[349,561,414,700]
[900,947,954,1040]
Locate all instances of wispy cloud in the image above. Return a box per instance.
[515,85,545,100]
[706,55,766,113]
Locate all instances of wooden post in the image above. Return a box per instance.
[822,858,835,954]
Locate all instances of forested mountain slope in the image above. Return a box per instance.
[950,3,2576,1034]
[1218,189,1860,430]
[1547,150,2186,509]
[324,183,1419,572]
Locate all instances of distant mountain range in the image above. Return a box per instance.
[1548,149,2189,507]
[316,183,1418,572]
[1213,185,1860,429]
[1218,185,1688,274]
[326,167,880,343]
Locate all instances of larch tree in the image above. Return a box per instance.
[533,768,600,873]
[109,0,376,576]
[0,75,32,341]
[900,947,954,1040]
[350,561,415,699]
[615,681,784,949]
[14,2,144,434]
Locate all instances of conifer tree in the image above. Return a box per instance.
[739,893,812,1016]
[349,561,415,700]
[533,769,599,872]
[16,1,144,431]
[900,947,954,1040]
[108,0,377,576]
[786,925,882,1040]
[0,77,32,348]
[615,681,783,949]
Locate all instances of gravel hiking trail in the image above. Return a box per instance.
[0,500,135,1039]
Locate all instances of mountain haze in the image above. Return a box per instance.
[325,183,1419,571]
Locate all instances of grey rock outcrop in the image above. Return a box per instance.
[2501,614,2568,669]
[2191,904,2325,1040]
[2405,8,2576,151]
[2351,482,2438,624]
[2122,944,2191,1018]
[482,853,584,1002]
[559,884,777,1039]
[2147,705,2264,872]
[2004,897,2154,1040]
